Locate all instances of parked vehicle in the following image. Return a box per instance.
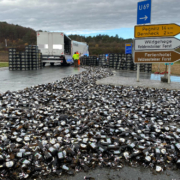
[37,32,89,66]
[71,40,89,57]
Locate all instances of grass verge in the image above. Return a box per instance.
[152,63,180,75]
[175,61,180,64]
[0,62,8,68]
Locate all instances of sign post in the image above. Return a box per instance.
[137,0,151,25]
[134,37,180,51]
[137,64,140,82]
[136,0,152,82]
[168,64,171,84]
[134,50,180,63]
[135,24,180,38]
[135,1,180,84]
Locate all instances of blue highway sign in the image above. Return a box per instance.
[137,0,151,25]
[125,44,132,54]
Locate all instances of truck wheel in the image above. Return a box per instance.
[61,58,68,66]
[50,63,54,66]
[43,62,46,67]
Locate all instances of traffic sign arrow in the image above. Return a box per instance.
[140,15,148,21]
[134,23,180,38]
[134,37,180,51]
[134,50,180,63]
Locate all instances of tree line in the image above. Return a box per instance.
[68,34,133,55]
[0,22,133,54]
[0,22,36,49]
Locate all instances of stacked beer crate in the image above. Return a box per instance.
[140,64,145,72]
[126,54,132,70]
[109,54,114,68]
[9,45,42,71]
[79,56,97,66]
[9,48,17,70]
[116,54,126,70]
[98,53,152,72]
[79,54,152,72]
[121,54,126,70]
[89,56,97,66]
[98,54,107,67]
[140,64,152,73]
[113,54,118,69]
[115,54,122,70]
[119,57,127,70]
[144,64,152,72]
[25,45,42,70]
[85,56,90,66]
[80,56,86,66]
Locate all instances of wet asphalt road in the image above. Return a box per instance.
[1,66,180,180]
[1,67,180,93]
[0,66,85,93]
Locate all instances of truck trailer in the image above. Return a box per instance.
[37,32,89,66]
[71,40,89,56]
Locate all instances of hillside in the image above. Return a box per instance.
[0,22,36,49]
[0,22,133,54]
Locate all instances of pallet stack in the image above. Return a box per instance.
[144,64,152,72]
[140,64,152,72]
[98,53,152,72]
[80,56,86,66]
[115,54,122,70]
[126,54,132,70]
[131,63,137,71]
[9,48,17,70]
[77,53,152,73]
[9,45,43,71]
[113,54,118,69]
[88,56,97,66]
[98,54,107,67]
[119,57,127,70]
[108,54,114,68]
[80,56,98,66]
[25,45,42,70]
[85,57,90,66]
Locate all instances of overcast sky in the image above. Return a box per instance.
[0,0,180,38]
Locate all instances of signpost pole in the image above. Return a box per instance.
[168,64,171,84]
[137,64,140,82]
[158,63,160,72]
[164,64,167,78]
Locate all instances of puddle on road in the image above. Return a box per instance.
[151,74,180,82]
[116,71,180,83]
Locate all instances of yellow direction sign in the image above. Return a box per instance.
[134,23,180,38]
[134,50,180,63]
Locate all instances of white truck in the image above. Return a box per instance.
[37,32,89,66]
[71,40,89,56]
